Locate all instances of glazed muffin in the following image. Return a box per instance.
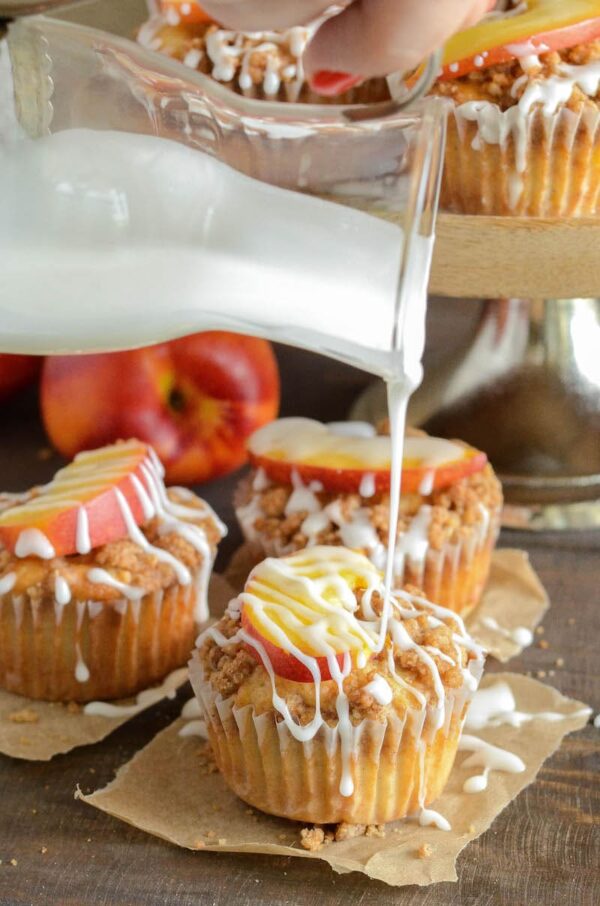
[234,418,502,618]
[189,545,485,824]
[431,1,600,215]
[0,440,225,702]
[137,1,389,104]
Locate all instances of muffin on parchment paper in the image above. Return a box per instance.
[0,440,225,702]
[189,545,485,825]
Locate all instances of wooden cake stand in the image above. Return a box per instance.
[354,214,600,531]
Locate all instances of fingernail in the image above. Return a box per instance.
[309,70,362,97]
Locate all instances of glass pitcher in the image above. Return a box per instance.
[0,1,446,384]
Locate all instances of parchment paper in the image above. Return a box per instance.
[0,574,234,761]
[226,545,549,663]
[79,673,590,888]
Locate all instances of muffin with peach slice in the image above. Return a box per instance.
[137,0,389,104]
[431,0,600,215]
[0,440,225,702]
[234,418,502,617]
[189,546,485,825]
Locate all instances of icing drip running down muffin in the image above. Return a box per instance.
[0,440,225,702]
[431,0,600,215]
[137,0,389,104]
[234,419,502,617]
[189,546,485,825]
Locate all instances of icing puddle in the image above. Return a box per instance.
[80,673,591,888]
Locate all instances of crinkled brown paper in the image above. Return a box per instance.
[79,673,590,887]
[226,544,549,663]
[0,575,234,761]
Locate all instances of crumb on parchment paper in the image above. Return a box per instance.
[417,843,433,859]
[300,823,386,851]
[7,709,39,724]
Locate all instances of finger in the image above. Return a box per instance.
[304,0,494,80]
[199,0,333,30]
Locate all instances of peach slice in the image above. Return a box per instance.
[159,0,214,25]
[248,418,487,496]
[0,440,154,559]
[240,547,377,682]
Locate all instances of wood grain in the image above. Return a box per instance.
[431,215,600,300]
[0,341,597,906]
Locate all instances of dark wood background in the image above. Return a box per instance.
[0,301,598,906]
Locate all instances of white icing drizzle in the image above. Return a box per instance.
[458,734,525,793]
[0,572,16,595]
[204,546,484,798]
[480,616,533,648]
[15,528,56,559]
[75,643,90,683]
[83,666,188,717]
[594,713,600,729]
[417,807,451,832]
[285,469,323,517]
[359,472,376,498]
[179,719,208,738]
[88,568,145,601]
[327,421,377,439]
[363,674,393,706]
[465,681,591,732]
[54,574,71,606]
[76,506,92,554]
[418,469,435,496]
[181,696,202,719]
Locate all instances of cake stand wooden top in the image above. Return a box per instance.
[429,214,600,300]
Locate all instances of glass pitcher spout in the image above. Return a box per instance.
[1,5,446,379]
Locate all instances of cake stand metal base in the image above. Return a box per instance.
[352,297,600,531]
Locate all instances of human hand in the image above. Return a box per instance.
[199,0,495,94]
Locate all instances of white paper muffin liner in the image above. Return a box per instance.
[443,101,600,216]
[0,583,198,702]
[189,652,484,825]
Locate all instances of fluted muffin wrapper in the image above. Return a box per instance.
[237,504,501,619]
[393,507,501,618]
[0,581,200,703]
[189,654,483,825]
[442,101,600,216]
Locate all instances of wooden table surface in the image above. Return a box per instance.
[0,327,598,906]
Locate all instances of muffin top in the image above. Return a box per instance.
[0,440,226,609]
[137,13,315,101]
[235,418,502,555]
[198,546,485,730]
[432,1,600,115]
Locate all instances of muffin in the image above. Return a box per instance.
[234,418,502,618]
[137,1,389,104]
[0,439,225,702]
[431,0,600,215]
[189,545,485,824]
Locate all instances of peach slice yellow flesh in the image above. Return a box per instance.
[240,551,377,682]
[247,420,487,495]
[443,0,600,66]
[0,440,153,559]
